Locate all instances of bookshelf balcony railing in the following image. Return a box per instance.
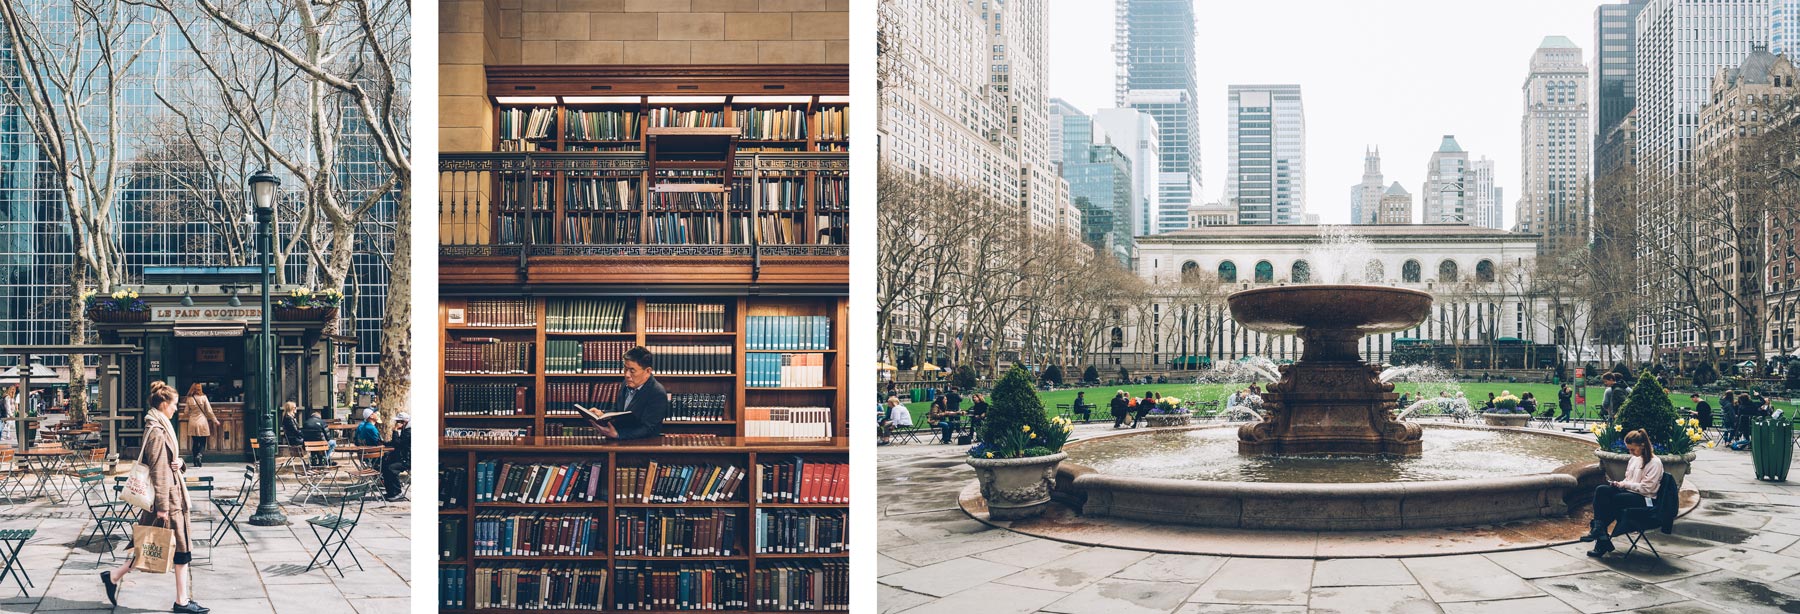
[440,151,849,259]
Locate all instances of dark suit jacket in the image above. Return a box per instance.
[611,376,670,440]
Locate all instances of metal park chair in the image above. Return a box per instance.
[304,481,378,577]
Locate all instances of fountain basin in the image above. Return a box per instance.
[1229,284,1433,337]
[1058,425,1605,530]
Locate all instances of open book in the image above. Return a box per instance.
[574,404,632,423]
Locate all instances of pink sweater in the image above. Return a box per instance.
[1619,454,1664,499]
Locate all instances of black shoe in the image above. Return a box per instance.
[100,571,118,607]
[1586,539,1615,557]
[172,600,209,613]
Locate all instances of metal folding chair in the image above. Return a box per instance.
[207,465,254,547]
[890,427,925,445]
[0,528,33,597]
[293,441,341,505]
[184,476,217,564]
[304,482,376,577]
[0,450,24,501]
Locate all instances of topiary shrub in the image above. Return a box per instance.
[1785,363,1800,392]
[1692,361,1718,387]
[1118,366,1130,382]
[1611,361,1633,382]
[972,366,1059,458]
[1082,365,1100,384]
[1611,370,1694,455]
[1042,365,1063,385]
[953,365,977,390]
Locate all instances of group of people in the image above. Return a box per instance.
[877,385,989,445]
[1109,389,1166,429]
[278,402,413,502]
[1706,389,1778,448]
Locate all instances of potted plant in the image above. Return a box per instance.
[275,287,343,320]
[82,288,150,323]
[353,378,378,407]
[966,366,1073,520]
[1591,371,1705,487]
[1144,396,1191,427]
[1481,391,1531,427]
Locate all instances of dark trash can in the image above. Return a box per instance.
[1751,416,1793,481]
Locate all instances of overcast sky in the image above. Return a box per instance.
[1048,0,1600,227]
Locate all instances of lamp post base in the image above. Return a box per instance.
[248,507,289,526]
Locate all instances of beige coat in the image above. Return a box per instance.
[183,395,218,438]
[136,417,192,553]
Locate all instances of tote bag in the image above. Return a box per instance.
[120,440,155,511]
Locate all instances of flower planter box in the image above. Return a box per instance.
[1144,414,1191,427]
[85,310,150,324]
[275,307,338,321]
[1594,449,1697,489]
[967,452,1065,520]
[1481,412,1531,428]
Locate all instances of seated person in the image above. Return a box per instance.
[301,411,335,466]
[879,397,912,444]
[279,401,305,447]
[381,413,411,501]
[967,393,989,434]
[1071,392,1092,422]
[581,346,669,441]
[1583,429,1663,557]
[926,399,964,445]
[353,408,383,447]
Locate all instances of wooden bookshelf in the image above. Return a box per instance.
[441,65,849,613]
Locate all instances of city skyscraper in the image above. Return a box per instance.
[1633,0,1769,352]
[1469,157,1504,231]
[1518,36,1591,253]
[1379,182,1415,225]
[1116,0,1201,223]
[1226,85,1306,225]
[1350,147,1385,225]
[1092,108,1166,235]
[1421,135,1471,224]
[1775,0,1800,56]
[1595,1,1650,143]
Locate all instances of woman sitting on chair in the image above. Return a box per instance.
[1582,428,1663,557]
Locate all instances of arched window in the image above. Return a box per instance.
[1110,327,1124,348]
[1439,260,1459,283]
[1218,261,1238,283]
[1254,260,1274,284]
[1402,260,1421,283]
[1365,259,1384,282]
[1291,260,1311,283]
[1181,261,1199,282]
[1476,259,1495,283]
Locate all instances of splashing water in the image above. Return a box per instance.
[1184,357,1281,420]
[1381,365,1471,420]
[1300,226,1382,284]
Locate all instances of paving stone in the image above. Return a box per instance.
[1308,584,1441,614]
[1589,551,1720,583]
[1482,548,1610,579]
[1112,553,1227,584]
[883,528,1033,567]
[1631,602,1754,614]
[1171,605,1306,614]
[880,556,1025,598]
[1041,578,1197,614]
[1185,558,1311,606]
[995,548,1150,592]
[1683,545,1800,583]
[895,581,1067,614]
[1658,569,1800,613]
[972,539,1090,569]
[1436,596,1581,614]
[1403,554,1544,603]
[1528,570,1687,613]
[878,584,936,614]
[1312,558,1417,587]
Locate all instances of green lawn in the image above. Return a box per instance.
[885,380,1782,427]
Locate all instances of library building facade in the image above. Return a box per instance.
[438,2,851,610]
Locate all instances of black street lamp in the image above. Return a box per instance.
[246,169,287,526]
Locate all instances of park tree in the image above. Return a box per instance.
[1083,365,1100,385]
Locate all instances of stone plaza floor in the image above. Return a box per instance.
[0,464,411,614]
[878,422,1800,613]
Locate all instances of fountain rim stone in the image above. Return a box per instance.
[1227,284,1434,337]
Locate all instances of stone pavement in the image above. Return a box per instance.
[878,422,1800,613]
[0,464,411,614]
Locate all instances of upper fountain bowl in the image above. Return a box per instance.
[1228,284,1432,336]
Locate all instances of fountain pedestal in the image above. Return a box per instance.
[1228,285,1433,457]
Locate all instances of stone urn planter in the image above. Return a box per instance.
[85,309,150,324]
[1594,449,1698,488]
[275,306,338,321]
[1144,414,1191,427]
[1481,412,1531,428]
[967,452,1066,520]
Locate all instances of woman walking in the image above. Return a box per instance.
[101,381,207,613]
[181,383,220,468]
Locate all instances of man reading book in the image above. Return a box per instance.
[585,345,668,440]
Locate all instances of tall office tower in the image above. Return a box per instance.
[1518,36,1591,253]
[1093,108,1167,235]
[985,0,1059,234]
[1634,0,1769,352]
[1379,183,1415,225]
[1065,137,1138,267]
[1226,85,1307,225]
[1049,98,1092,170]
[1595,1,1650,144]
[1116,0,1202,222]
[1421,136,1471,224]
[1469,157,1504,230]
[1350,147,1385,224]
[1775,0,1800,56]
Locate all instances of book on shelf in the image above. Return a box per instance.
[496,211,553,244]
[613,562,747,611]
[754,561,850,611]
[756,459,847,504]
[746,352,826,387]
[474,460,607,504]
[564,176,638,212]
[474,511,605,557]
[444,383,530,416]
[815,106,848,141]
[565,109,639,141]
[462,299,536,327]
[744,406,834,439]
[746,315,831,350]
[645,302,728,333]
[660,434,724,446]
[441,516,466,561]
[733,106,808,140]
[544,425,609,446]
[649,107,725,128]
[473,563,608,611]
[754,509,847,554]
[499,107,555,141]
[561,212,640,244]
[643,344,733,375]
[613,508,740,557]
[668,392,728,422]
[441,466,469,509]
[546,381,621,416]
[546,298,630,333]
[614,462,746,504]
[438,567,466,609]
[444,427,531,446]
[446,339,534,374]
[545,339,634,374]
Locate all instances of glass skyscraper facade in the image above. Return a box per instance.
[1116,0,1200,221]
[1226,85,1305,225]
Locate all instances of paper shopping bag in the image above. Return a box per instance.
[131,523,175,574]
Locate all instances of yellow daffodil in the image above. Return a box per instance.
[1690,433,1703,442]
[1021,425,1031,433]
[985,452,993,458]
[1063,426,1073,434]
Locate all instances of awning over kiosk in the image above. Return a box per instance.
[173,324,247,338]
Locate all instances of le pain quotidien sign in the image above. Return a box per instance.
[151,306,263,323]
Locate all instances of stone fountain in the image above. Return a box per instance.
[1229,284,1431,456]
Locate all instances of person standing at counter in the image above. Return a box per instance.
[584,346,668,441]
[182,383,220,468]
